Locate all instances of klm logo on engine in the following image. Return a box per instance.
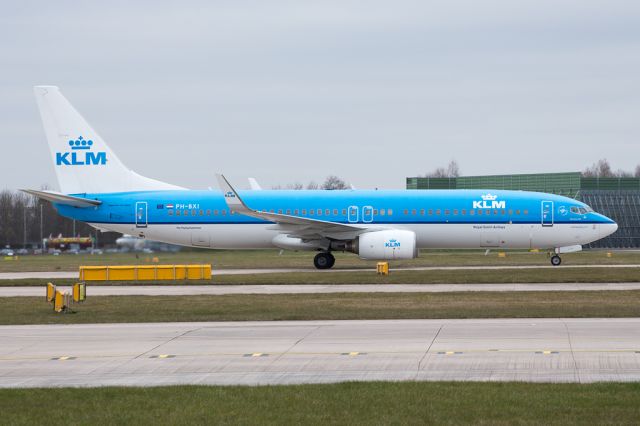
[56,136,107,166]
[473,193,505,209]
[385,239,400,248]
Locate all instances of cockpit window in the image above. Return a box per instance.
[578,207,587,214]
[570,207,579,214]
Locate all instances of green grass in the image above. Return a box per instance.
[1,249,637,272]
[4,291,640,325]
[2,266,639,286]
[2,382,640,425]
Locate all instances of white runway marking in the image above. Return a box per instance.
[3,282,640,297]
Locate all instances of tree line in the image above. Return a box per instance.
[421,159,640,178]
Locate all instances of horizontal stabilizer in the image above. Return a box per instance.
[20,189,101,208]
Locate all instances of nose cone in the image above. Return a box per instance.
[600,221,618,239]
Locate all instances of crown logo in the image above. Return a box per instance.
[68,136,94,150]
[481,193,498,201]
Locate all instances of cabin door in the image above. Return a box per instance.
[541,201,554,227]
[135,202,148,228]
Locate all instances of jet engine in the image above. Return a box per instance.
[332,230,417,260]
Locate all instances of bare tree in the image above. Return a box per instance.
[286,182,304,190]
[306,181,319,190]
[583,159,614,177]
[321,175,349,190]
[424,160,460,178]
[635,165,640,178]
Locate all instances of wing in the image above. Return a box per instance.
[215,174,381,241]
[21,189,102,208]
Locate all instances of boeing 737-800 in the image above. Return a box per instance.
[23,86,618,269]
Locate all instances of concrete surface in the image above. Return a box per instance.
[3,282,640,297]
[1,318,640,388]
[1,263,639,280]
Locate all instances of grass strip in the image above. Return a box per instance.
[2,267,639,287]
[1,249,637,272]
[1,382,640,425]
[3,291,640,325]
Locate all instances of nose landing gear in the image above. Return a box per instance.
[314,252,336,270]
[550,255,562,266]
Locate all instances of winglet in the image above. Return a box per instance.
[215,174,252,214]
[248,177,262,190]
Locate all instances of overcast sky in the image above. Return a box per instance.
[1,0,639,191]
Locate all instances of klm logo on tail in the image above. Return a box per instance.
[56,136,107,166]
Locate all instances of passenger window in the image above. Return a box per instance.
[317,210,322,216]
[493,210,498,215]
[388,209,393,216]
[436,209,441,215]
[508,209,513,215]
[453,209,458,215]
[461,209,466,215]
[214,210,218,215]
[168,210,173,216]
[294,209,299,215]
[404,209,409,215]
[373,209,378,215]
[286,209,291,215]
[445,209,450,215]
[334,209,338,215]
[278,209,283,214]
[326,209,330,216]
[310,209,315,215]
[523,210,528,215]
[221,210,226,215]
[380,209,386,216]
[269,209,274,213]
[302,209,307,215]
[412,209,417,215]
[428,209,433,215]
[515,210,520,215]
[469,210,475,215]
[478,210,483,215]
[342,209,347,215]
[184,210,189,216]
[176,210,181,216]
[200,210,204,216]
[206,209,211,216]
[420,209,425,215]
[501,209,505,215]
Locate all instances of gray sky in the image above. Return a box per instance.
[1,0,639,191]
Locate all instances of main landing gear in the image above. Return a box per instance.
[314,252,336,270]
[550,254,562,266]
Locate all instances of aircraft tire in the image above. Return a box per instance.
[314,252,335,269]
[550,255,562,266]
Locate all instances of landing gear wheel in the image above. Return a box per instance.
[314,252,335,270]
[550,255,562,266]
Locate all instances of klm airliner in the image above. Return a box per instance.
[24,86,618,269]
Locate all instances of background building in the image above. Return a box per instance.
[407,172,640,249]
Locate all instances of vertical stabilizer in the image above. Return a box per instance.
[34,86,183,194]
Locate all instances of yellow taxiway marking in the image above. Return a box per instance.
[158,354,170,359]
[349,352,359,356]
[252,353,263,357]
[58,356,71,361]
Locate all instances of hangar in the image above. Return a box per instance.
[407,172,640,249]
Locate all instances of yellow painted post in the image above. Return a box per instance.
[606,252,613,258]
[73,283,86,303]
[54,290,66,313]
[377,262,389,275]
[498,252,507,258]
[46,282,56,302]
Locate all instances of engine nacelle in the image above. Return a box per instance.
[355,230,417,260]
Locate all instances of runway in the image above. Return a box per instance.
[1,263,639,280]
[3,282,640,297]
[2,318,640,387]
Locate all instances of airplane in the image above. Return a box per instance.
[23,86,618,269]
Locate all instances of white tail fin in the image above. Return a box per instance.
[34,86,183,194]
